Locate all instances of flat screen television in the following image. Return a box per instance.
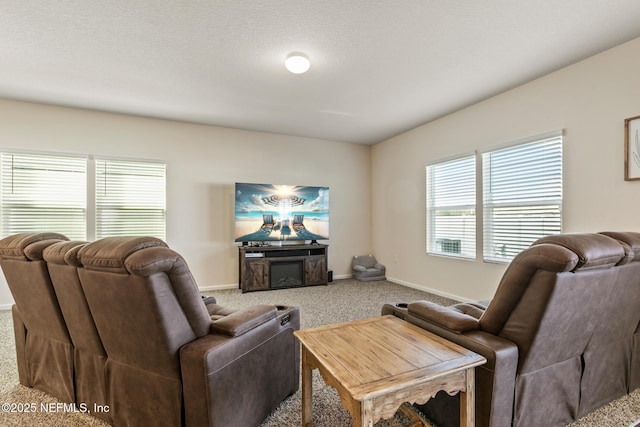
[234,182,329,243]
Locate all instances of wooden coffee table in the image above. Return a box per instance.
[294,315,486,427]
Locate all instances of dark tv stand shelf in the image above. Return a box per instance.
[238,244,328,293]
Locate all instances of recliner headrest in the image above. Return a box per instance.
[43,241,88,267]
[78,236,168,273]
[0,233,69,261]
[532,233,625,271]
[599,231,640,264]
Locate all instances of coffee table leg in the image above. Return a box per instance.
[302,346,312,427]
[460,367,475,427]
[357,399,374,427]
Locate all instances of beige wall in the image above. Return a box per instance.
[372,37,640,301]
[2,36,639,307]
[0,100,372,307]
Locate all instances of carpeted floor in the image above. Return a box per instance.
[0,279,639,426]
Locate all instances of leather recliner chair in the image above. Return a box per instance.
[0,232,75,403]
[43,240,111,423]
[75,236,300,427]
[382,232,640,427]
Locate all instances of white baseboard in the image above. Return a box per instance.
[0,303,13,311]
[386,276,473,303]
[198,283,238,292]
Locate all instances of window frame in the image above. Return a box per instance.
[94,156,167,240]
[481,132,563,263]
[0,150,88,240]
[0,149,167,241]
[426,153,477,260]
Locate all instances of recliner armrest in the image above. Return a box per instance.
[408,301,480,333]
[211,305,277,337]
[353,265,366,271]
[206,303,239,320]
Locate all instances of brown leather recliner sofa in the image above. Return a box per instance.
[382,232,640,427]
[0,233,300,427]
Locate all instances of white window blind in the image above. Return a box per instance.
[95,158,166,240]
[426,155,476,259]
[482,135,562,262]
[0,152,87,240]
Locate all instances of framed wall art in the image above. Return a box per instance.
[625,115,640,181]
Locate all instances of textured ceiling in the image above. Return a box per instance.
[2,1,640,145]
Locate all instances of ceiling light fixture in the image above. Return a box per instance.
[285,53,310,74]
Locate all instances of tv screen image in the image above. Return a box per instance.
[234,183,329,242]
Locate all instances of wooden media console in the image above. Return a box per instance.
[238,244,328,293]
